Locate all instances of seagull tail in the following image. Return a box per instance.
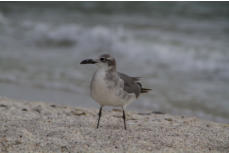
[136,82,152,93]
[141,88,152,93]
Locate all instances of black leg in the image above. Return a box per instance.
[122,109,127,130]
[96,106,103,128]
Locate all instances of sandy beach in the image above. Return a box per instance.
[0,97,229,153]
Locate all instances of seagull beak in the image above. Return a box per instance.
[80,58,98,64]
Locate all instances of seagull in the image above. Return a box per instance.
[80,54,151,130]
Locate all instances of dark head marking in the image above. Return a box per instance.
[99,54,116,69]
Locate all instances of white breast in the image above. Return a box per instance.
[90,69,136,107]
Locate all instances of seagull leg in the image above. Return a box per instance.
[122,108,127,130]
[97,106,103,128]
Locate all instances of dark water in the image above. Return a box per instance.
[0,2,229,123]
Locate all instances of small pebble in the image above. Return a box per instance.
[165,118,173,121]
[22,108,28,111]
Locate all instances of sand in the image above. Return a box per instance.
[0,97,229,153]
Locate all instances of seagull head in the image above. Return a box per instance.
[80,54,116,70]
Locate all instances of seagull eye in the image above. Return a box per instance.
[100,57,106,62]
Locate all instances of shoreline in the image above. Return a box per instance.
[0,97,229,153]
[1,82,229,124]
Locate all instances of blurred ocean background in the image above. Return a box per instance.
[0,2,229,123]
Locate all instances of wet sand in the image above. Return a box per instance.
[0,97,229,153]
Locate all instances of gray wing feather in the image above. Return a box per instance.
[118,72,141,97]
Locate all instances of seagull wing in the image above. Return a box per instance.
[118,72,141,97]
[118,72,152,97]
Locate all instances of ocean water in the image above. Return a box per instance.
[0,2,229,123]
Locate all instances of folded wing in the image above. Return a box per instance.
[118,72,151,98]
